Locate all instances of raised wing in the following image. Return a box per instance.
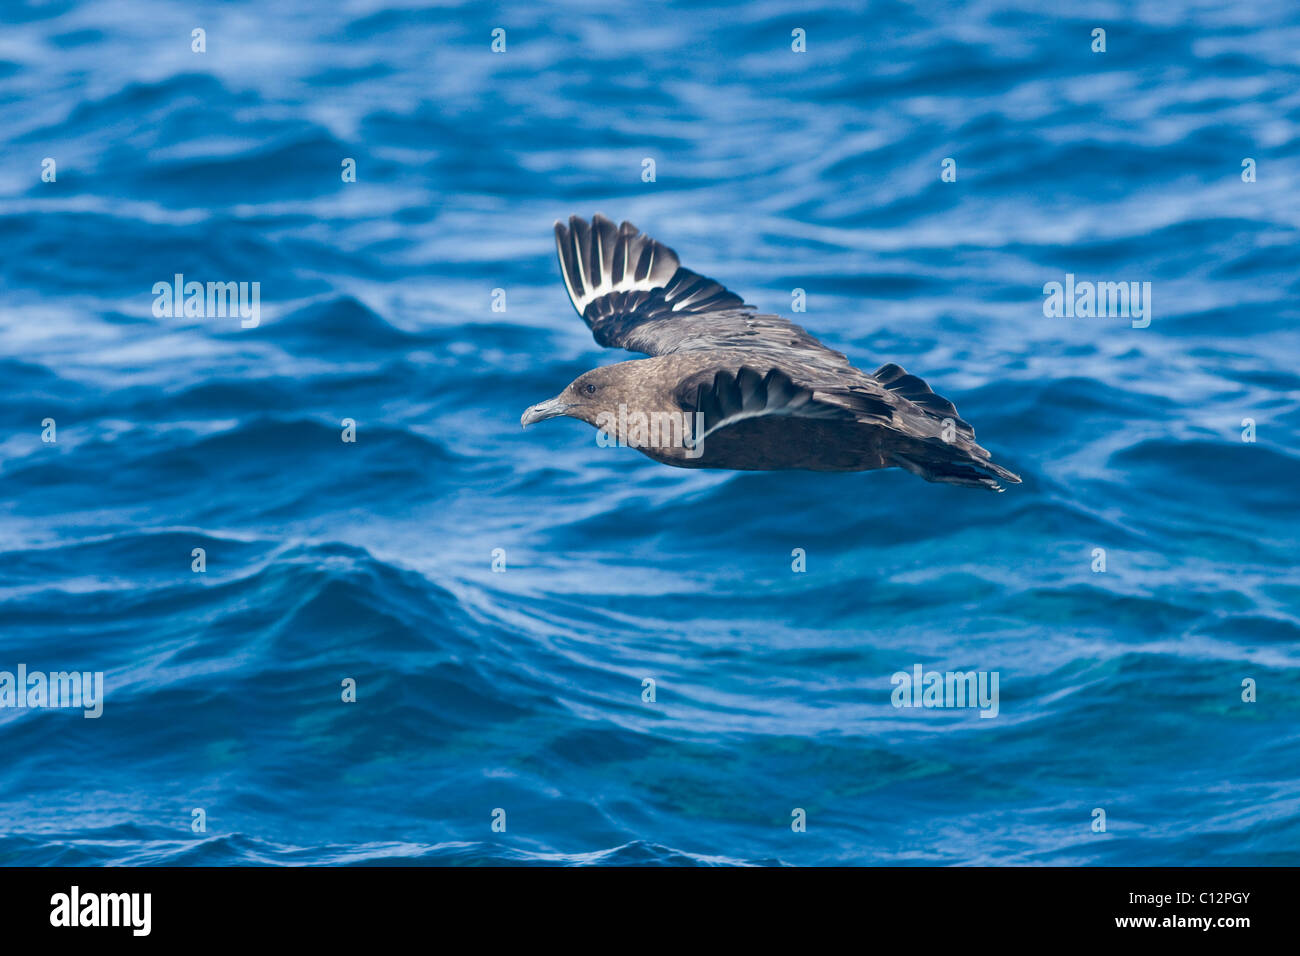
[554,214,854,373]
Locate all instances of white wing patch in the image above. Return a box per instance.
[555,213,680,316]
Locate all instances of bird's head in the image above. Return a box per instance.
[521,364,641,429]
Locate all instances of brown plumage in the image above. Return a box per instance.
[521,213,1021,491]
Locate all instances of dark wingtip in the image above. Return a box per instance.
[987,461,1022,483]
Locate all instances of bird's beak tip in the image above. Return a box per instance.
[521,398,570,429]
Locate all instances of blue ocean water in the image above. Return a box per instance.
[0,0,1298,866]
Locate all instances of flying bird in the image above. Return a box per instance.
[522,213,1021,491]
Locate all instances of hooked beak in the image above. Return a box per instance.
[521,396,573,428]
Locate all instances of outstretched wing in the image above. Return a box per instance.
[554,214,854,374]
[675,366,868,442]
[676,362,1020,490]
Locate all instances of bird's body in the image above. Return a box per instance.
[522,214,1021,491]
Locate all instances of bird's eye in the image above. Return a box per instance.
[584,383,597,395]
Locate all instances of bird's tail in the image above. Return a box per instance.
[888,439,1022,493]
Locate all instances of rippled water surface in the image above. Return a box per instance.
[0,0,1298,865]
